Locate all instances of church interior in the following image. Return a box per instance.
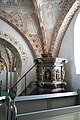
[0,0,80,120]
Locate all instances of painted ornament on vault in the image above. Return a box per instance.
[42,2,61,29]
[26,14,38,35]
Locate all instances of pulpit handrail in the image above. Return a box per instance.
[9,63,37,94]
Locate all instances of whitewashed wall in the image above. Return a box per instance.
[59,8,80,91]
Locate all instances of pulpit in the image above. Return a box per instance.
[34,53,68,94]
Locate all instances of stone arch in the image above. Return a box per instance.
[0,31,31,76]
[52,0,80,57]
[0,36,23,91]
[0,38,22,74]
[0,31,27,62]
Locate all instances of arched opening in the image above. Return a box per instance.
[0,38,22,96]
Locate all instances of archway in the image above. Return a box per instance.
[0,38,22,95]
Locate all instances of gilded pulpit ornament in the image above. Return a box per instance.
[34,53,68,94]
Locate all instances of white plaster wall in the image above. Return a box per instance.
[59,8,80,91]
[0,19,36,94]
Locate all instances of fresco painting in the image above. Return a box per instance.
[0,0,33,6]
[42,2,61,29]
[26,14,38,35]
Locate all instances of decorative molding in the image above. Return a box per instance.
[52,0,80,57]
[49,0,76,53]
[0,31,28,65]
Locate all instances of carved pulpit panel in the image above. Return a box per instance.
[34,53,68,94]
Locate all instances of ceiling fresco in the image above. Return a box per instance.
[0,0,34,6]
[0,0,77,58]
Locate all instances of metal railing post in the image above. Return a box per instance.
[6,95,11,120]
[25,75,27,96]
[6,94,17,120]
[9,63,37,93]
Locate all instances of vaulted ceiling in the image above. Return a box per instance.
[0,0,79,73]
[0,0,76,57]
